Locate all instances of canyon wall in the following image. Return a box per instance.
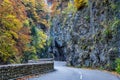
[50,0,120,70]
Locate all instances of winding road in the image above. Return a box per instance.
[30,61,120,80]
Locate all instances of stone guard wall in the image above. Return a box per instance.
[0,61,54,80]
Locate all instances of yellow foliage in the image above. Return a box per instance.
[0,35,17,63]
[1,15,22,32]
[65,2,77,14]
[40,19,50,28]
[32,28,47,49]
[25,46,36,54]
[74,0,88,10]
[2,0,12,5]
[37,29,47,49]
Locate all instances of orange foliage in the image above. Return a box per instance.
[0,0,31,63]
[0,0,49,64]
[10,0,27,21]
[16,27,31,57]
[50,0,60,16]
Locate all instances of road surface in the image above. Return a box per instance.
[30,61,120,80]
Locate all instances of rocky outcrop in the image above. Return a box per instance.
[50,0,120,70]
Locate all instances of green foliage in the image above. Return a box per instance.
[115,58,120,74]
[30,26,47,59]
[22,46,38,63]
[103,28,112,38]
[84,15,90,22]
[62,2,77,15]
[110,3,117,10]
[46,37,53,47]
[21,23,48,62]
[111,18,120,30]
[31,26,47,49]
[103,18,120,39]
[23,20,30,27]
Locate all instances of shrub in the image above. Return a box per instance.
[62,2,77,15]
[74,0,88,10]
[115,58,120,74]
[22,46,38,63]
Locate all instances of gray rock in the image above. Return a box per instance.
[49,0,120,70]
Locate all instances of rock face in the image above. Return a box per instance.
[50,0,120,70]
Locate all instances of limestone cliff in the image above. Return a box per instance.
[49,0,120,70]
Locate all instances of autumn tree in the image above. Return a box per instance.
[0,0,50,64]
[0,0,30,64]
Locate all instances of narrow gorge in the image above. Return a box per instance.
[0,0,120,74]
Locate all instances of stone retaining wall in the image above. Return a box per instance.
[0,62,54,80]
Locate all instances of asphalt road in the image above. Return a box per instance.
[30,61,120,80]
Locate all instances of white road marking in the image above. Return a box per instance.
[79,71,83,80]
